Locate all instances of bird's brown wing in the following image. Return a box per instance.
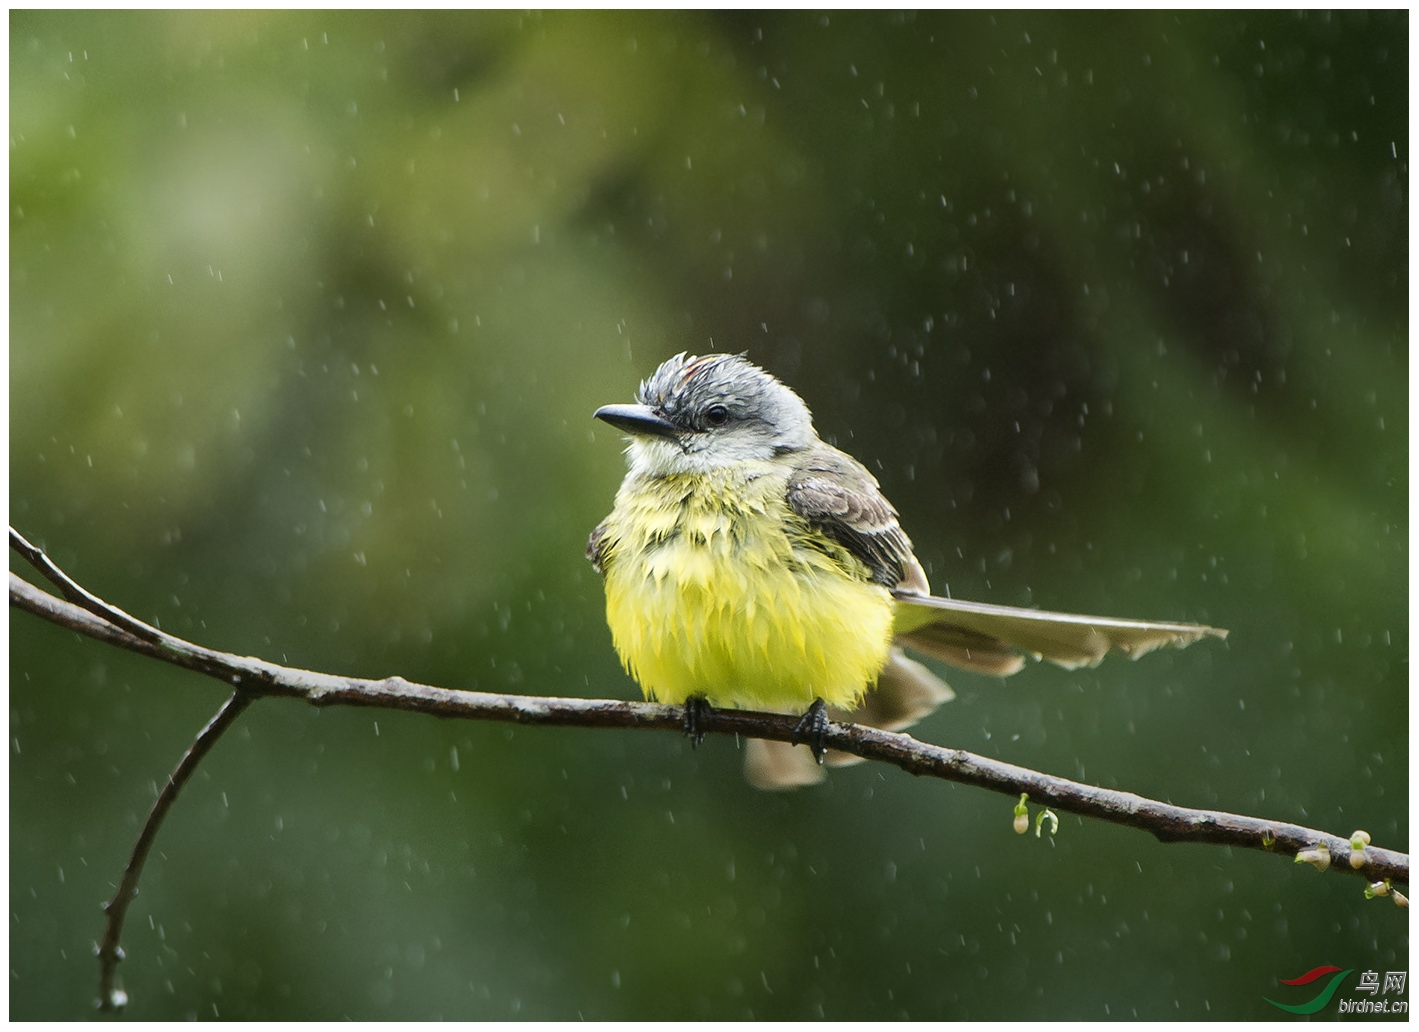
[893,591,1227,671]
[784,444,1027,679]
[785,444,929,593]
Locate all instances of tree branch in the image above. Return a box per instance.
[8,529,1408,1005]
[11,566,1407,884]
[95,690,253,1011]
[10,527,169,647]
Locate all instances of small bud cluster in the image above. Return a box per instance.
[1294,841,1331,872]
[1011,793,1058,839]
[1363,878,1408,909]
[1348,830,1371,870]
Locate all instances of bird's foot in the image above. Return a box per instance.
[791,698,830,765]
[682,696,712,749]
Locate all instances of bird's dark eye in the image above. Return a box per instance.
[704,404,730,427]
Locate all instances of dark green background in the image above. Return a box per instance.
[10,10,1407,1020]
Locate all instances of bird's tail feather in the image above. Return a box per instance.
[893,591,1226,671]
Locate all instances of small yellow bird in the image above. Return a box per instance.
[589,353,1226,788]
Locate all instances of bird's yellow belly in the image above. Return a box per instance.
[603,489,894,712]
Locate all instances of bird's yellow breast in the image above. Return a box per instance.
[598,466,895,712]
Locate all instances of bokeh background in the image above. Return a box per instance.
[10,10,1407,1020]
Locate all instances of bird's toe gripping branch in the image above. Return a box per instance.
[682,695,712,748]
[791,698,830,764]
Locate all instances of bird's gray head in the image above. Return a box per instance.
[595,353,818,476]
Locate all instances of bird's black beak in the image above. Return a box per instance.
[594,403,680,440]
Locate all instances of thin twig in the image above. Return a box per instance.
[10,567,1407,889]
[10,527,167,646]
[95,691,253,1012]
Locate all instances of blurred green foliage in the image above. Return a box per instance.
[10,10,1406,1019]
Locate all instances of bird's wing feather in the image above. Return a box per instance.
[786,446,929,592]
[893,590,1227,670]
[586,518,611,574]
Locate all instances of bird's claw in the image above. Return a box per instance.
[791,698,830,764]
[682,696,711,748]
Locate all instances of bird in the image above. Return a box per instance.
[588,352,1226,789]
